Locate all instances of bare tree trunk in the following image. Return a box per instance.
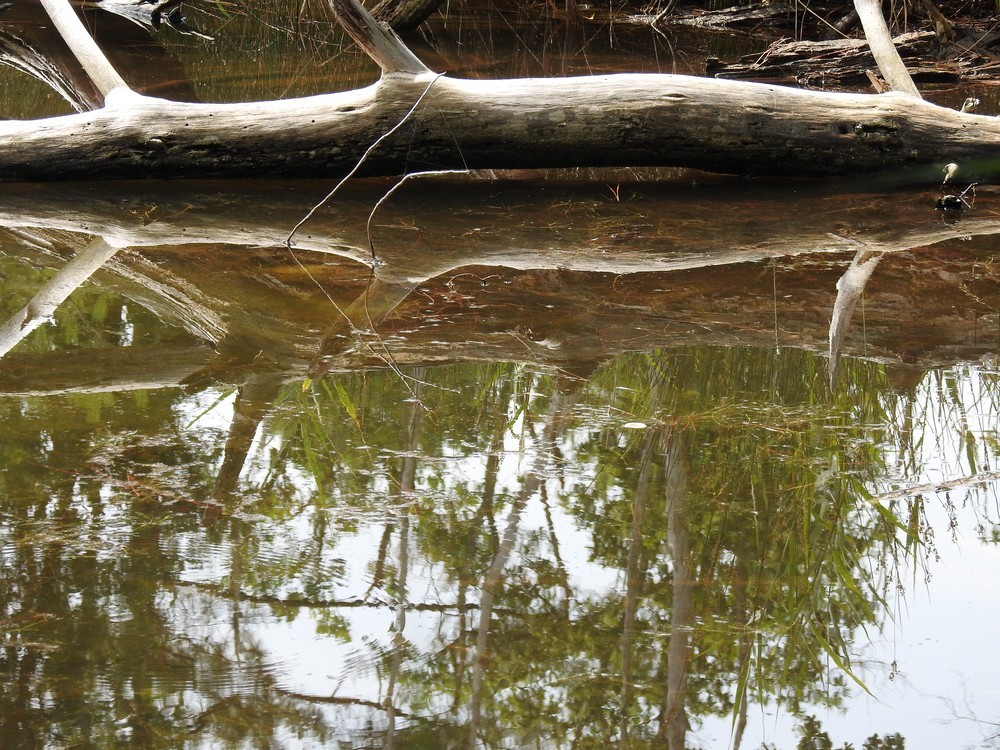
[660,429,692,750]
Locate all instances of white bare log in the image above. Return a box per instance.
[325,0,430,75]
[3,0,993,182]
[0,73,998,181]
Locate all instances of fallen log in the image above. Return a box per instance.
[707,29,1000,88]
[2,0,999,182]
[708,31,953,85]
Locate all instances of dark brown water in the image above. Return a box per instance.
[2,4,1000,749]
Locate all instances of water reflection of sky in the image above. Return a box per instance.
[700,366,1000,749]
[162,364,1000,748]
[701,493,1000,750]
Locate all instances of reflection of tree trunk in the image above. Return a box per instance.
[452,374,512,714]
[829,249,883,386]
[0,237,119,358]
[659,429,692,750]
[540,482,572,619]
[230,520,244,658]
[468,478,532,749]
[620,429,657,749]
[469,391,567,747]
[732,559,750,750]
[212,375,283,499]
[386,383,421,746]
[384,513,409,748]
[397,367,424,494]
[368,521,395,596]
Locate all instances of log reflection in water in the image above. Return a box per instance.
[0,179,998,396]
[0,236,120,357]
[829,248,884,385]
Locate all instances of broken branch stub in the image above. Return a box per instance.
[38,0,131,100]
[325,0,431,76]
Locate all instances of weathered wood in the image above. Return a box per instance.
[665,3,796,30]
[326,0,429,75]
[89,0,191,32]
[0,73,995,181]
[38,0,130,98]
[854,0,921,97]
[708,31,949,86]
[1,0,993,182]
[369,0,447,33]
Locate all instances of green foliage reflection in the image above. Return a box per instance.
[3,345,1000,747]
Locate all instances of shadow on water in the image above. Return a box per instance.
[2,2,1000,749]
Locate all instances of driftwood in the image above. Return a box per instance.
[662,2,798,30]
[0,1,197,111]
[707,30,1000,87]
[0,0,998,181]
[708,31,957,85]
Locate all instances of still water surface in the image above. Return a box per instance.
[2,4,1000,749]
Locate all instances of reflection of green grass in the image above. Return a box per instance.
[166,1,379,102]
[0,69,73,119]
[0,254,183,354]
[576,348,920,720]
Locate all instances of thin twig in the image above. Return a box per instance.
[284,72,445,248]
[366,169,468,260]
